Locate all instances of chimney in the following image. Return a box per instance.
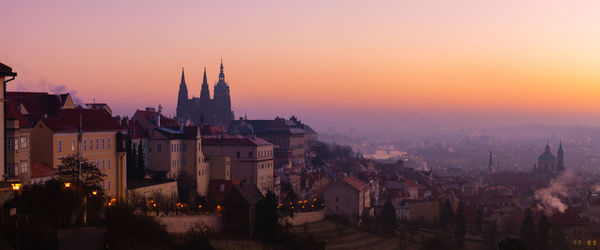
[156,112,161,128]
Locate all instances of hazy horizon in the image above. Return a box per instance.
[3,0,600,137]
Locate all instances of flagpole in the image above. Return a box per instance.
[78,113,82,182]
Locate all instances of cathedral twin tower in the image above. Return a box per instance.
[176,60,234,127]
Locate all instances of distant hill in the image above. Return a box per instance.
[480,124,600,139]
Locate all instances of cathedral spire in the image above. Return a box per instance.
[488,150,493,166]
[176,67,189,120]
[180,67,186,85]
[218,58,225,82]
[200,66,210,102]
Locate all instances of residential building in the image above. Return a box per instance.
[0,63,17,180]
[222,182,264,238]
[209,155,230,180]
[202,137,274,195]
[30,109,127,198]
[5,100,32,182]
[324,176,371,224]
[230,117,306,170]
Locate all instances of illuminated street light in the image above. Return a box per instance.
[11,183,21,191]
[64,182,71,188]
[92,190,98,196]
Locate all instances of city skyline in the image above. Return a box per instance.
[2,0,600,135]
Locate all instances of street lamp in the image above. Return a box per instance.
[92,190,97,196]
[10,182,21,249]
[11,183,21,191]
[64,182,71,188]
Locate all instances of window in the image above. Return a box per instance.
[171,144,173,152]
[157,144,162,152]
[19,161,28,175]
[20,137,27,149]
[108,159,111,169]
[182,158,187,166]
[102,160,105,169]
[249,151,252,158]
[102,138,105,149]
[108,181,111,190]
[108,138,111,149]
[198,143,201,151]
[90,138,93,150]
[182,143,187,152]
[72,139,76,151]
[83,139,87,151]
[7,138,14,150]
[172,160,176,167]
[96,138,99,150]
[219,184,225,192]
[96,160,100,167]
[198,157,201,164]
[58,140,63,152]
[236,151,240,158]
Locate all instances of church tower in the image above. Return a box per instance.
[200,67,210,103]
[213,59,233,126]
[556,141,565,173]
[176,68,189,119]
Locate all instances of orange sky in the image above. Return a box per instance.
[2,0,600,133]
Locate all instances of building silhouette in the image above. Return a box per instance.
[176,60,234,128]
[534,142,565,175]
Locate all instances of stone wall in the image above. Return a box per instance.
[286,210,325,226]
[155,215,223,234]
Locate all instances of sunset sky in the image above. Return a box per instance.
[2,0,600,135]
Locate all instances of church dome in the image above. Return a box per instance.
[539,152,555,161]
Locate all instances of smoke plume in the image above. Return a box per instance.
[11,79,83,104]
[534,171,574,215]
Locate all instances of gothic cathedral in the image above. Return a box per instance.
[176,60,234,128]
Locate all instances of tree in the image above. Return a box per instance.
[379,198,397,232]
[536,215,550,250]
[57,153,106,190]
[126,139,137,181]
[497,237,526,250]
[520,208,535,250]
[136,142,146,180]
[254,191,280,242]
[440,200,454,228]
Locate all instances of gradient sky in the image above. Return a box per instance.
[2,0,600,136]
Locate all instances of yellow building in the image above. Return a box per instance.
[147,126,209,197]
[202,137,274,195]
[31,109,127,199]
[209,156,230,180]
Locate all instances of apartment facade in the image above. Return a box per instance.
[31,109,127,198]
[202,137,274,195]
[5,101,32,182]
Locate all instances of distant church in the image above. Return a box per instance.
[176,60,234,127]
[533,142,565,175]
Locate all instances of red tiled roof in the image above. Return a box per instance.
[7,92,71,121]
[202,137,273,146]
[135,110,179,129]
[41,109,123,133]
[30,163,55,178]
[5,100,31,128]
[343,176,366,191]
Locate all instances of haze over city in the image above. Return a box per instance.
[3,0,600,137]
